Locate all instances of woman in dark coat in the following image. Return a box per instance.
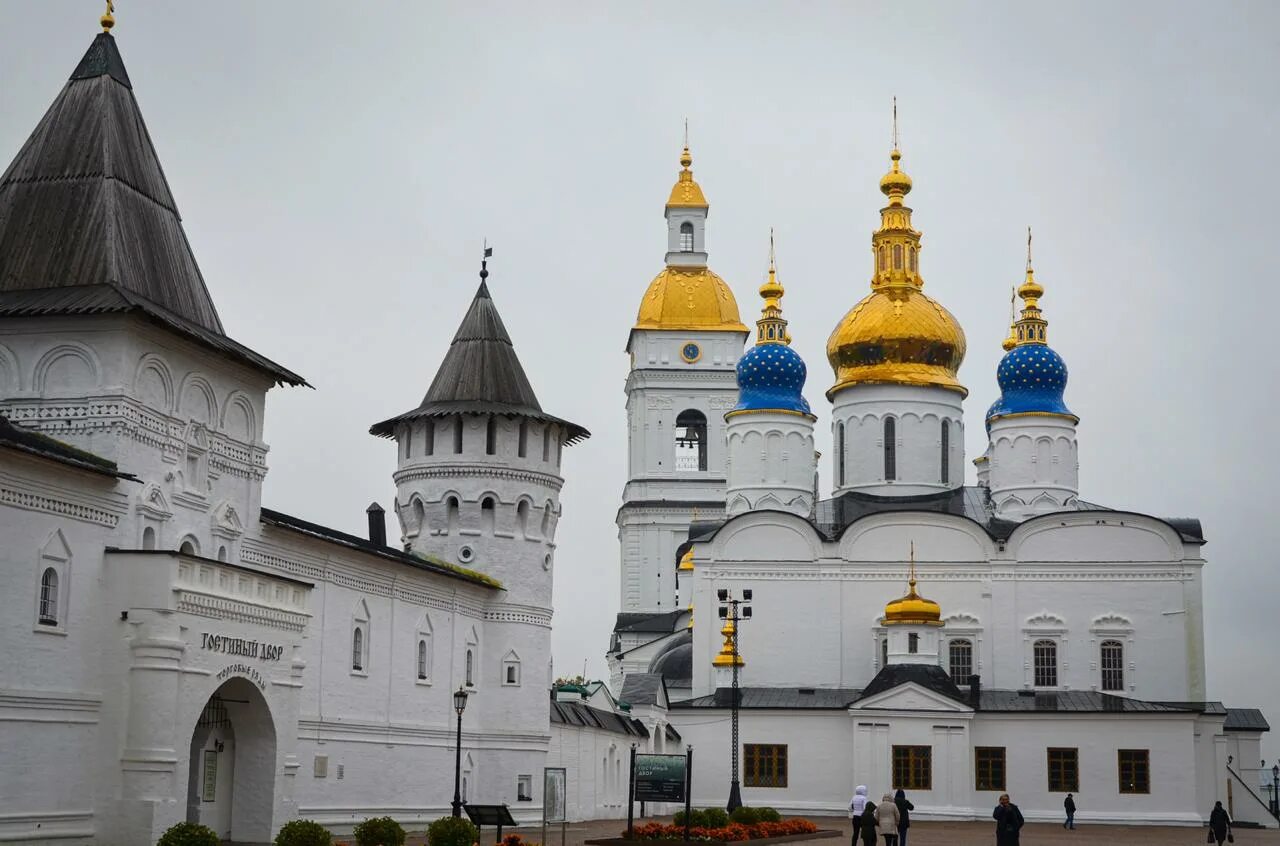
[894,789,914,846]
[860,800,878,846]
[1209,801,1232,845]
[993,794,1024,846]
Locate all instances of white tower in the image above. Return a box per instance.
[985,240,1079,520]
[825,133,967,497]
[725,244,817,518]
[618,144,749,613]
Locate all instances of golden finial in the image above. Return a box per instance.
[769,227,776,273]
[880,98,912,202]
[1026,225,1033,272]
[756,228,788,345]
[1002,286,1017,351]
[101,0,115,33]
[892,95,899,152]
[908,540,916,590]
[680,122,692,170]
[1012,228,1047,345]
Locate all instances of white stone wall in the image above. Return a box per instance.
[830,383,965,496]
[987,415,1080,520]
[725,410,817,518]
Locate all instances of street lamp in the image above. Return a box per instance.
[452,686,469,817]
[717,587,753,813]
[1272,763,1279,816]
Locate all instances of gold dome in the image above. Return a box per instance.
[678,547,694,572]
[711,618,744,667]
[667,145,709,208]
[826,124,967,398]
[635,266,748,332]
[882,545,943,626]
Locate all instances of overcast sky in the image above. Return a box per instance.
[5,1,1279,763]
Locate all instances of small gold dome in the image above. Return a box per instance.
[882,584,943,626]
[879,150,912,197]
[678,547,694,572]
[635,266,747,332]
[667,145,709,208]
[826,288,967,397]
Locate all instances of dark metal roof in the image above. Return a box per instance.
[673,687,863,710]
[615,611,685,634]
[370,281,588,443]
[977,690,1193,714]
[620,673,666,707]
[1224,708,1271,732]
[259,507,501,590]
[0,415,133,479]
[549,700,648,738]
[856,663,968,705]
[649,633,693,685]
[0,34,305,387]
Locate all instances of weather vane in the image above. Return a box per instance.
[480,240,493,281]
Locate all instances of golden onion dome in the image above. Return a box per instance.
[678,547,694,572]
[635,266,747,332]
[882,546,943,626]
[826,130,966,399]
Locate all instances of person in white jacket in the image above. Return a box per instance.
[848,785,869,846]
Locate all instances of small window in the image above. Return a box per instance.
[405,425,413,458]
[1118,749,1149,794]
[679,221,694,252]
[179,538,198,556]
[892,745,932,790]
[453,417,464,454]
[517,774,533,802]
[1033,639,1058,687]
[883,417,897,481]
[485,416,498,455]
[481,497,496,534]
[216,545,228,562]
[743,744,787,788]
[675,410,708,472]
[836,421,846,487]
[880,637,888,668]
[908,632,919,654]
[1047,748,1079,792]
[417,639,429,680]
[941,419,950,485]
[542,427,551,462]
[1100,640,1124,691]
[949,639,973,682]
[877,245,886,272]
[975,747,1006,791]
[465,649,474,687]
[142,526,157,550]
[446,497,460,535]
[517,500,530,538]
[892,244,903,270]
[909,246,918,273]
[424,419,435,456]
[38,567,59,625]
[541,501,553,539]
[518,420,528,458]
[352,627,365,672]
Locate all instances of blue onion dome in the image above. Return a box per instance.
[733,249,812,415]
[986,257,1077,425]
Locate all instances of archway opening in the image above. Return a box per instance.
[185,676,277,843]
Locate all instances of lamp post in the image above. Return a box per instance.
[717,587,752,813]
[452,686,469,817]
[1272,764,1279,816]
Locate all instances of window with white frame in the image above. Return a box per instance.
[38,567,59,626]
[502,650,521,686]
[416,616,433,683]
[679,222,694,252]
[351,599,370,674]
[34,530,71,632]
[352,627,365,672]
[1033,639,1058,687]
[1100,640,1124,691]
[949,638,973,682]
[517,774,533,801]
[417,639,429,680]
[465,648,475,687]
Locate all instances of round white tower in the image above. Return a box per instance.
[725,242,817,518]
[825,128,967,497]
[985,238,1079,520]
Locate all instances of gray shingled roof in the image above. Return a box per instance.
[0,33,305,386]
[1224,708,1271,732]
[550,700,648,737]
[615,611,685,634]
[856,663,968,704]
[370,281,588,442]
[0,415,133,479]
[620,673,666,707]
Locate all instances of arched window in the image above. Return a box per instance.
[217,545,228,562]
[424,419,435,456]
[179,538,198,556]
[1100,640,1124,691]
[453,416,464,454]
[679,221,694,252]
[485,416,498,455]
[948,639,973,681]
[1033,639,1058,687]
[941,419,950,485]
[908,632,919,654]
[541,501,553,539]
[352,627,365,672]
[675,409,708,472]
[412,498,427,537]
[517,500,530,538]
[446,496,460,535]
[417,639,429,680]
[38,568,58,626]
[836,422,846,487]
[480,497,496,534]
[880,637,889,667]
[518,420,528,458]
[465,649,474,686]
[909,246,918,273]
[892,244,903,270]
[878,245,886,272]
[883,417,897,481]
[142,526,157,550]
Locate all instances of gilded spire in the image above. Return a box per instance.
[711,617,744,667]
[871,99,922,291]
[1013,227,1048,345]
[667,130,708,209]
[101,0,115,33]
[882,541,942,625]
[1002,286,1017,351]
[755,229,790,345]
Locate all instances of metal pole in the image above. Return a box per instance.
[684,745,694,843]
[727,600,742,813]
[627,744,637,839]
[452,704,464,817]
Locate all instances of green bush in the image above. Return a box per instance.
[157,822,220,846]
[755,807,782,823]
[700,808,730,829]
[354,816,406,846]
[275,819,333,846]
[729,807,761,825]
[428,816,478,846]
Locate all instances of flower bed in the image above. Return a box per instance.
[623,819,820,842]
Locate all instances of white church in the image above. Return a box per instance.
[607,128,1273,825]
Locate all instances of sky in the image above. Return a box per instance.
[4,1,1279,764]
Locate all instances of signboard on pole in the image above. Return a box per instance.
[543,767,567,823]
[634,753,687,803]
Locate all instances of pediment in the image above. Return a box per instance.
[852,681,972,713]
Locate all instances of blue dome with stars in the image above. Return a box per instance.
[734,341,811,414]
[987,343,1073,422]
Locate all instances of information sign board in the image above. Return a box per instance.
[634,753,687,803]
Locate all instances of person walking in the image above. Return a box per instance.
[894,789,914,846]
[875,793,900,846]
[992,793,1024,846]
[849,785,869,846]
[860,799,879,846]
[1208,800,1233,845]
[1063,793,1076,829]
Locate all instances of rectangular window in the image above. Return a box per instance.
[1100,641,1125,691]
[1047,747,1079,792]
[1033,639,1058,687]
[743,744,787,788]
[892,745,932,790]
[908,632,919,654]
[949,639,973,682]
[975,746,1006,791]
[1118,749,1149,794]
[517,774,533,801]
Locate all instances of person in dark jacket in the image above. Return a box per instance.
[894,789,914,846]
[860,800,878,846]
[1063,793,1076,829]
[1209,801,1232,845]
[993,794,1024,846]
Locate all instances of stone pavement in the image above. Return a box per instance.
[386,815,1280,846]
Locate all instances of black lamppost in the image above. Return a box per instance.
[1272,763,1279,816]
[717,587,752,813]
[452,686,469,817]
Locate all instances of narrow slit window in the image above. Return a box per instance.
[892,244,903,270]
[518,420,528,458]
[417,639,428,680]
[884,417,897,481]
[941,419,950,485]
[485,416,497,455]
[424,419,434,456]
[465,649,474,686]
[453,417,464,454]
[38,567,58,625]
[836,421,846,487]
[352,627,364,672]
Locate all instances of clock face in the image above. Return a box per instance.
[681,342,701,363]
